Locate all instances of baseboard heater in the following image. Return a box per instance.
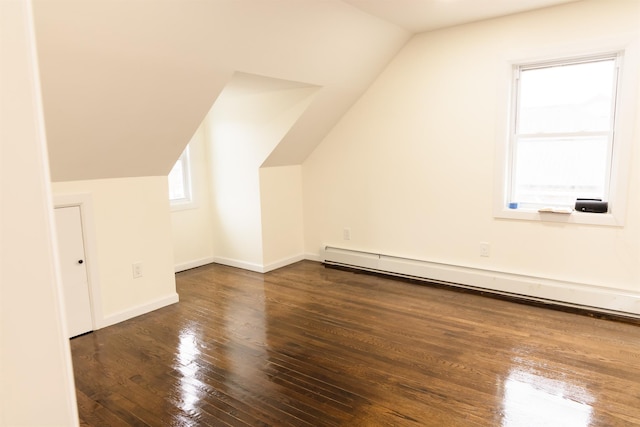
[322,245,640,320]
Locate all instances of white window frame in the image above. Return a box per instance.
[494,40,639,227]
[168,146,196,211]
[511,53,620,208]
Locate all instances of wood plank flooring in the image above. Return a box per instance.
[71,261,640,426]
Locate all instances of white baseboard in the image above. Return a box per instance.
[175,256,215,273]
[263,254,305,273]
[323,245,640,318]
[212,256,265,273]
[99,293,179,329]
[304,252,323,262]
[213,254,306,273]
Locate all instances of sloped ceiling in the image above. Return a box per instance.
[211,72,320,168]
[33,0,409,182]
[342,0,581,34]
[33,0,580,182]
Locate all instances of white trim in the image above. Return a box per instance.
[212,256,265,273]
[322,245,640,318]
[263,254,305,273]
[53,193,104,331]
[493,35,639,227]
[495,208,623,226]
[175,256,215,273]
[211,254,306,273]
[170,200,199,212]
[304,252,323,262]
[101,293,179,329]
[24,0,79,420]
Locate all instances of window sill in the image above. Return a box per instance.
[170,200,198,212]
[494,207,623,227]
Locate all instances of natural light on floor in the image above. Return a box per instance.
[501,368,594,426]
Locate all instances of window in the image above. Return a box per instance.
[168,146,192,206]
[507,53,621,210]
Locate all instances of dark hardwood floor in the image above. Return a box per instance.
[71,261,640,426]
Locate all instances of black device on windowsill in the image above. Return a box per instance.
[575,198,608,213]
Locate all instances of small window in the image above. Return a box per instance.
[507,53,621,209]
[168,147,192,205]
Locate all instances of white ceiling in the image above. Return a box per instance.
[34,0,409,181]
[342,0,581,33]
[33,0,584,182]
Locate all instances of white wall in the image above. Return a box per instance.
[171,79,310,273]
[304,1,640,296]
[260,165,305,269]
[170,125,216,272]
[0,0,78,424]
[52,177,178,327]
[32,0,409,182]
[207,73,318,271]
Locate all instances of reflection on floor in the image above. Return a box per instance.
[503,368,593,426]
[71,261,640,426]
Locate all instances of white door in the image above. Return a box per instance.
[55,206,93,338]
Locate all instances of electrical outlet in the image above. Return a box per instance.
[479,242,490,257]
[132,262,143,278]
[343,228,351,241]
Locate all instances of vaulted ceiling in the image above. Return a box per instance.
[342,0,579,33]
[32,0,579,182]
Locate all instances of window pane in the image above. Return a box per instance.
[518,59,616,134]
[512,136,608,206]
[168,160,186,200]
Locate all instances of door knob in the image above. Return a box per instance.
[78,260,84,264]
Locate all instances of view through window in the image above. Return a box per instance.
[509,53,620,209]
[168,147,191,204]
